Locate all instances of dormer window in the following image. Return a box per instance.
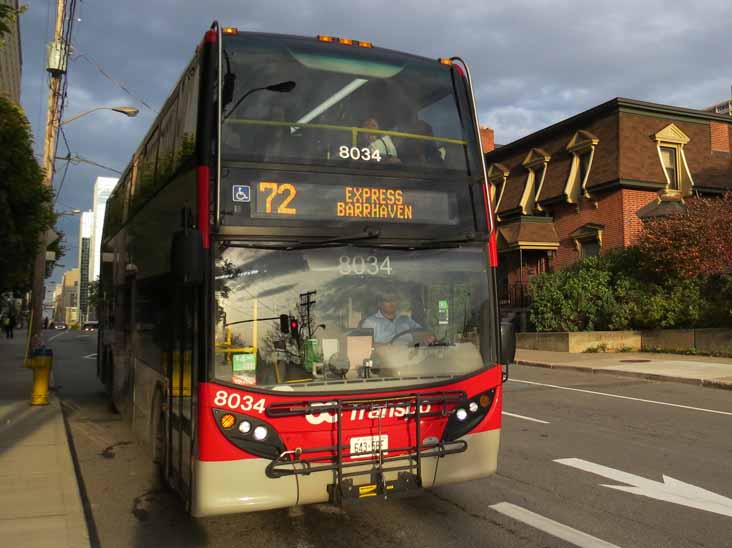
[520,148,550,215]
[564,130,599,204]
[487,163,509,219]
[654,124,692,194]
[660,146,679,190]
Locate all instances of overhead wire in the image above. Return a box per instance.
[53,127,72,205]
[71,48,158,113]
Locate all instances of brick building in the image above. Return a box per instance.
[0,0,22,103]
[484,97,732,311]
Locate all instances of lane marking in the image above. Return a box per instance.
[502,411,550,424]
[556,458,732,518]
[490,502,621,548]
[83,353,97,360]
[48,331,67,342]
[509,378,732,417]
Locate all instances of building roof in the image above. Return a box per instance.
[497,216,560,251]
[487,97,732,158]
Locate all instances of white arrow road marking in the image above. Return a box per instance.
[83,353,97,360]
[510,379,732,417]
[490,502,621,547]
[556,458,732,518]
[502,411,550,424]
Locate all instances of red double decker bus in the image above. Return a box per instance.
[98,22,513,517]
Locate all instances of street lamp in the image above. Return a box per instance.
[30,104,140,352]
[60,106,140,126]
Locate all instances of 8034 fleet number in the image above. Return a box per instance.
[339,146,381,162]
[213,390,266,414]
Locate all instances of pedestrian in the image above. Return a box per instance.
[2,314,13,339]
[7,313,15,339]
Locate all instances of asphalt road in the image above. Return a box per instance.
[50,331,732,548]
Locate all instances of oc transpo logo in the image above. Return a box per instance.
[305,402,338,425]
[305,402,432,425]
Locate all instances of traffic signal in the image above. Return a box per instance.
[279,314,289,334]
[289,318,300,339]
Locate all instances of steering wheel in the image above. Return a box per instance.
[387,328,434,345]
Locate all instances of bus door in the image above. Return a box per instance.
[167,283,197,502]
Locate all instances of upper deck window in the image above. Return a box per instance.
[221,34,481,177]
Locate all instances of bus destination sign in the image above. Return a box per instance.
[249,181,456,224]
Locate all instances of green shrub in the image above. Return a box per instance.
[529,248,719,332]
[530,257,616,332]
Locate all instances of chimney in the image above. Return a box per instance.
[480,126,495,153]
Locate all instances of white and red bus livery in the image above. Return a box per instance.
[98,22,513,517]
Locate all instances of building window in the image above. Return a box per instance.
[653,123,693,194]
[564,131,599,205]
[487,163,510,220]
[578,150,591,187]
[659,146,679,190]
[579,240,600,258]
[570,223,604,259]
[521,148,551,215]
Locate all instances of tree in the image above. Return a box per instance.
[87,280,99,310]
[0,96,54,292]
[638,193,732,279]
[0,3,24,48]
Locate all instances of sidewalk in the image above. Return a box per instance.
[515,348,732,390]
[0,334,91,548]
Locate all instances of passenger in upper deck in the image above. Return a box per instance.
[360,117,400,163]
[397,115,443,167]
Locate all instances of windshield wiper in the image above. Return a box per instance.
[222,229,381,251]
[377,233,486,251]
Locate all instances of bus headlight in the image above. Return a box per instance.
[441,389,496,442]
[253,426,268,441]
[212,408,284,459]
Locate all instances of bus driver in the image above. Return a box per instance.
[361,293,435,345]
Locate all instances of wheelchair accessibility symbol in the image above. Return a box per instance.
[232,185,251,203]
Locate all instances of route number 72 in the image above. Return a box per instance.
[258,181,297,215]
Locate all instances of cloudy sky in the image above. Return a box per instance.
[18,0,732,286]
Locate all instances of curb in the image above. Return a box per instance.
[58,395,100,548]
[514,360,732,391]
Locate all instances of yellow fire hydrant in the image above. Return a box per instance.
[27,346,53,405]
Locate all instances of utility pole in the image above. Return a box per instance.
[29,0,68,350]
[299,291,317,339]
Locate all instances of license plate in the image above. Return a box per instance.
[350,435,388,459]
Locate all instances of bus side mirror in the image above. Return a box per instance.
[171,229,204,286]
[500,320,516,365]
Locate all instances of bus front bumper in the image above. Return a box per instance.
[191,428,499,517]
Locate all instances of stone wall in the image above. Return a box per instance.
[517,331,641,353]
[518,328,732,354]
[642,328,732,354]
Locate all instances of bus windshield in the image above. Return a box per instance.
[214,245,491,391]
[221,33,481,177]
